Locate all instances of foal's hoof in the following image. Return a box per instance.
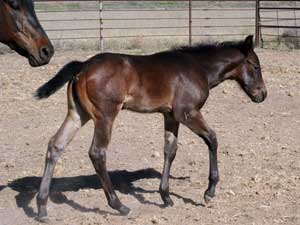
[118,205,130,216]
[36,216,49,223]
[204,191,214,204]
[36,209,49,223]
[162,197,174,207]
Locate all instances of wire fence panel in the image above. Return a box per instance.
[258,0,300,48]
[190,1,255,43]
[34,0,101,52]
[30,0,299,51]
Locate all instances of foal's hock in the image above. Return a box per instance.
[36,35,267,221]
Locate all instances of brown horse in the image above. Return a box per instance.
[35,35,267,221]
[0,0,54,66]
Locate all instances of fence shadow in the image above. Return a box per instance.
[1,168,200,219]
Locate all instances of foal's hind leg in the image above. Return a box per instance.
[180,110,219,203]
[88,111,130,215]
[159,113,179,206]
[36,108,88,221]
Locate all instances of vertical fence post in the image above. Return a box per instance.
[99,0,104,51]
[255,0,260,47]
[293,3,299,49]
[189,0,192,45]
[276,10,280,46]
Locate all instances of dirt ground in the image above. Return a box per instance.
[0,48,299,225]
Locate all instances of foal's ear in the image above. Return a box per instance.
[243,35,254,55]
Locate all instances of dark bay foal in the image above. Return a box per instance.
[35,35,267,220]
[0,0,54,66]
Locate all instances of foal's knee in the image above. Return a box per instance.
[46,138,64,163]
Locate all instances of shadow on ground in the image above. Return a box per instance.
[1,168,203,219]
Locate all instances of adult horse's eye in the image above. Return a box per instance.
[5,0,19,9]
[15,19,24,33]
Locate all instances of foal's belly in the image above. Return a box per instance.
[122,95,172,113]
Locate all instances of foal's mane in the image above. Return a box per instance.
[170,39,247,54]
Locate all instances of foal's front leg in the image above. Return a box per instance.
[88,116,130,215]
[181,110,219,203]
[159,114,179,206]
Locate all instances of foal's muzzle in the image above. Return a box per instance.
[251,90,267,103]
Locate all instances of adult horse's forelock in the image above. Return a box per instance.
[0,0,54,67]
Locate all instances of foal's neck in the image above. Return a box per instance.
[205,52,244,89]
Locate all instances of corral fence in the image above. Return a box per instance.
[258,0,300,48]
[31,0,300,51]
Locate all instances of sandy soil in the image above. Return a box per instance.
[0,48,299,225]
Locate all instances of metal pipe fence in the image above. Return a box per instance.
[33,0,300,51]
[258,0,300,48]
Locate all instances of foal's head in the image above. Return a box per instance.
[231,35,267,103]
[0,0,54,66]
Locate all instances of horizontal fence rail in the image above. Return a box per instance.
[31,0,300,51]
[258,0,300,48]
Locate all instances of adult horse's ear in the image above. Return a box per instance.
[243,35,254,55]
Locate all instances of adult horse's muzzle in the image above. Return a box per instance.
[28,43,54,67]
[9,32,54,67]
[26,35,54,67]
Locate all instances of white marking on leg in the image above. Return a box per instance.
[165,131,177,146]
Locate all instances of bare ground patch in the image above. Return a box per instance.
[0,49,299,225]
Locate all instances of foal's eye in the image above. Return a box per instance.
[253,64,260,70]
[247,59,260,71]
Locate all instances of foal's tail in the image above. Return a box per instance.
[35,61,84,99]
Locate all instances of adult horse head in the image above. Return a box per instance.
[0,0,54,66]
